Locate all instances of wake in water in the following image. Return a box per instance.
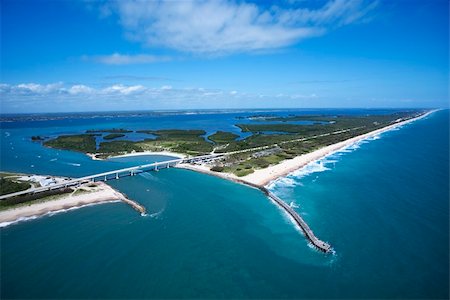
[139,172,158,181]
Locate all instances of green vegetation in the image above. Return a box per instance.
[208,131,239,144]
[212,111,425,175]
[103,133,126,140]
[136,129,213,155]
[87,128,132,133]
[210,166,224,172]
[40,110,425,175]
[0,177,30,195]
[0,188,73,210]
[44,134,97,153]
[97,140,143,156]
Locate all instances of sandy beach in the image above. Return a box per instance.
[0,182,137,226]
[241,110,436,186]
[180,110,436,187]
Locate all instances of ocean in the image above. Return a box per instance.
[1,109,448,298]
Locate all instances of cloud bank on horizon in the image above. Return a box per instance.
[0,82,319,113]
[0,0,448,112]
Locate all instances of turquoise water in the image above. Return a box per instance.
[1,110,449,298]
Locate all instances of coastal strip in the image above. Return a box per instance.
[241,109,437,186]
[0,182,146,225]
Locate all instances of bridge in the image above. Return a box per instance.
[0,154,224,200]
[0,150,333,253]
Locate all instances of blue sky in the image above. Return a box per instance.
[0,0,448,113]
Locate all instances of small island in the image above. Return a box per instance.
[103,133,126,140]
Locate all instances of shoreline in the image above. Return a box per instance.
[87,151,186,161]
[0,182,145,226]
[241,109,437,186]
[177,110,436,187]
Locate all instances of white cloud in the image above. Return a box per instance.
[101,84,146,94]
[86,53,172,65]
[68,85,94,95]
[100,0,377,54]
[15,82,63,94]
[0,82,320,112]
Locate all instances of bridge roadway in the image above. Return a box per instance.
[0,154,224,200]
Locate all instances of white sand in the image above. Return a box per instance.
[89,150,186,160]
[241,110,436,186]
[177,163,240,182]
[0,182,127,225]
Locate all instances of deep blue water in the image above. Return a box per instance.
[1,109,448,299]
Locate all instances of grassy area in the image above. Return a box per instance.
[44,134,97,153]
[208,131,239,144]
[0,177,31,195]
[0,188,73,210]
[103,133,126,140]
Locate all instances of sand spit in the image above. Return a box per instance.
[88,151,186,161]
[0,182,145,226]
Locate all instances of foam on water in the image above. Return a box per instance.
[268,130,388,192]
[267,160,330,190]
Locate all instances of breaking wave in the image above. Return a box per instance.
[268,129,390,191]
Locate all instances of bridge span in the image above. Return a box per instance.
[0,154,224,200]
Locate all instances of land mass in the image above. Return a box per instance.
[42,110,429,177]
